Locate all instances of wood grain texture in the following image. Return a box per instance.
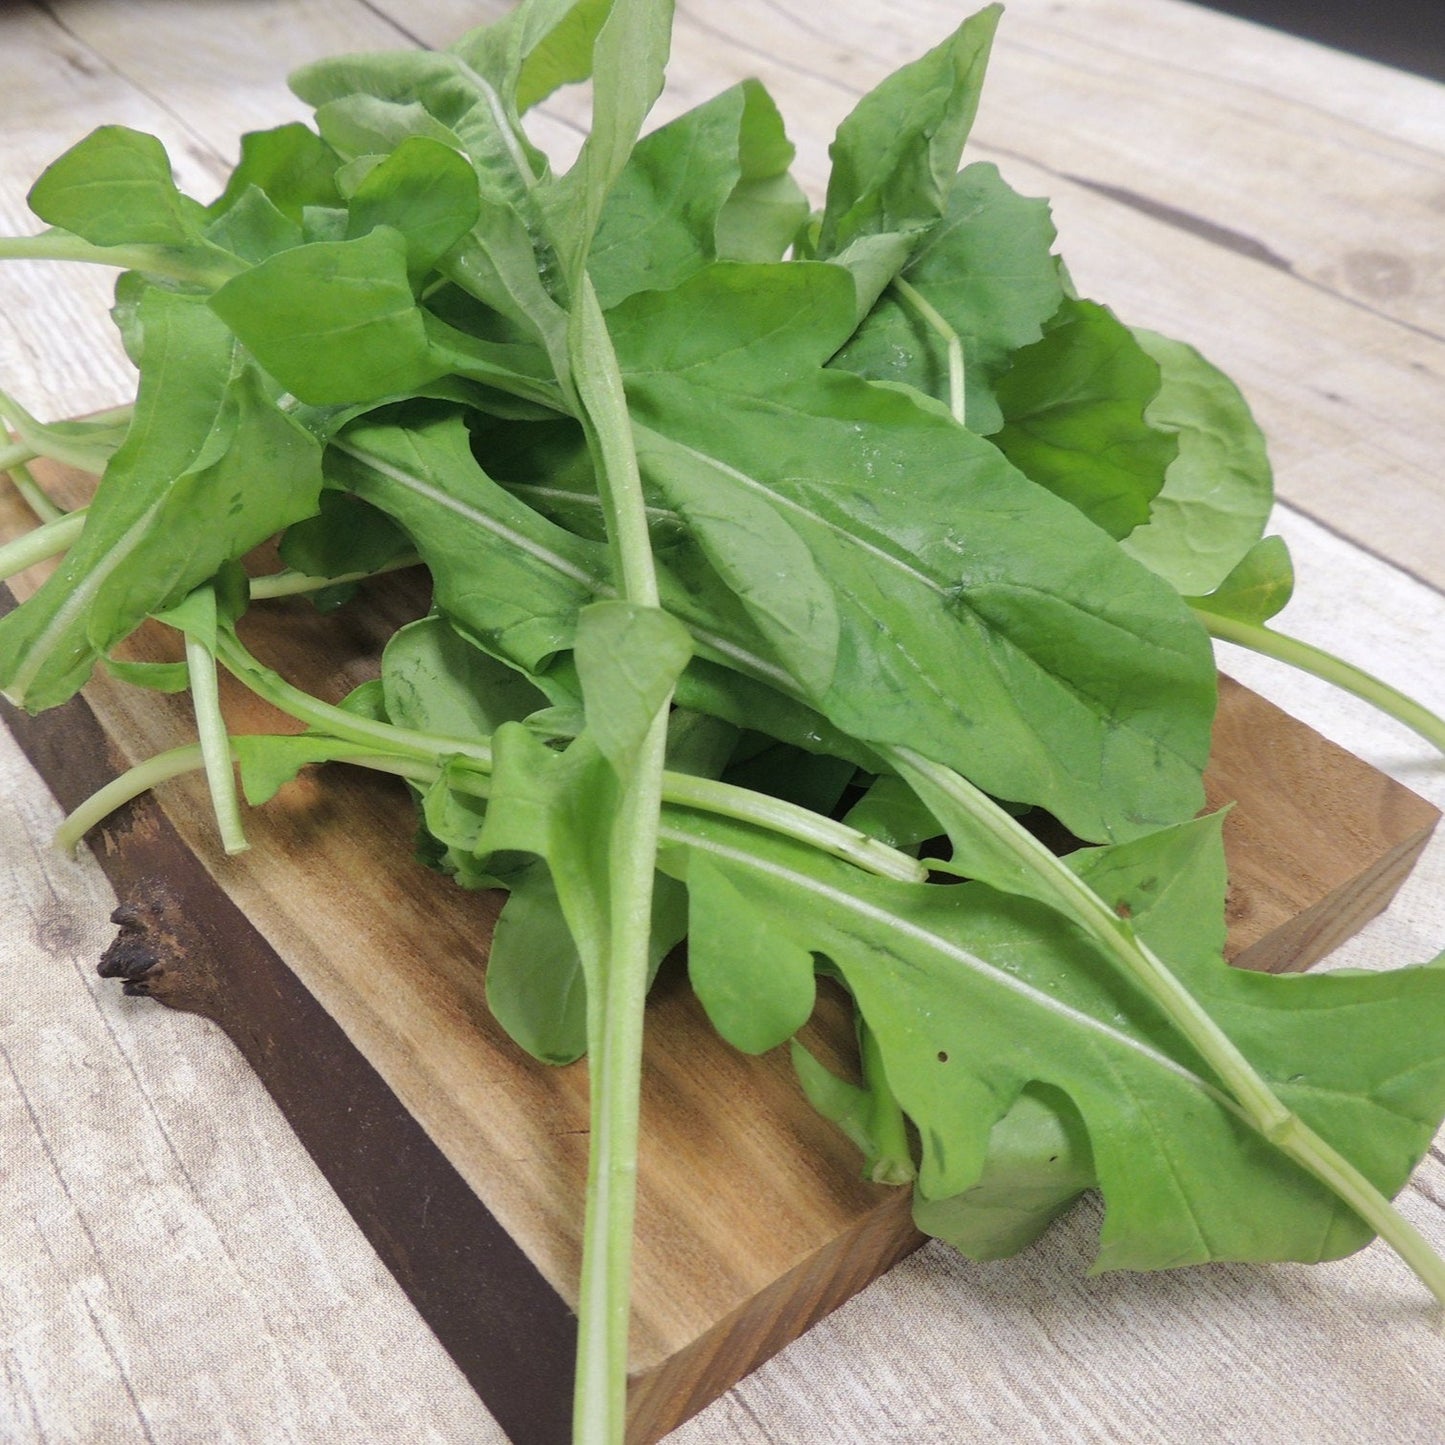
[2,2,1445,1440]
[2,459,1437,1440]
[5,0,1444,581]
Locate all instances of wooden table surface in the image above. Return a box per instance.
[3,1,1445,1441]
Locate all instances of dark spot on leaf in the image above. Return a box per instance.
[1114,900,1133,919]
[937,1050,949,1063]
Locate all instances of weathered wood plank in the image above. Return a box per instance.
[2,458,1436,1438]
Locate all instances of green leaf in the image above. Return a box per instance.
[830,163,1063,434]
[842,773,943,851]
[660,809,1445,1269]
[310,93,465,162]
[381,613,551,739]
[613,263,1215,843]
[101,656,191,694]
[912,1084,1095,1259]
[791,1033,917,1185]
[1187,534,1295,625]
[687,851,817,1053]
[277,489,413,580]
[816,6,1000,259]
[450,0,616,114]
[209,228,446,405]
[0,290,322,709]
[325,410,607,671]
[723,741,857,817]
[1122,329,1276,595]
[28,125,205,248]
[233,730,395,806]
[588,84,751,308]
[487,864,592,1064]
[574,600,692,774]
[992,298,1177,540]
[587,79,808,308]
[344,136,481,282]
[541,0,676,280]
[715,81,810,264]
[206,123,343,225]
[205,186,304,264]
[0,388,130,474]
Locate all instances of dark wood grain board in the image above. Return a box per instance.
[2,459,1438,1442]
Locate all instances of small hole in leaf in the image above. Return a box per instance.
[937,1050,949,1063]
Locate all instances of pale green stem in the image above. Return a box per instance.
[892,745,1445,1307]
[0,509,85,582]
[57,743,205,853]
[248,553,422,599]
[213,630,494,768]
[0,439,36,475]
[660,772,925,884]
[8,463,66,524]
[56,742,438,853]
[0,397,133,480]
[892,276,965,426]
[1199,609,1445,757]
[567,272,671,1445]
[211,628,923,883]
[0,232,239,289]
[184,625,249,855]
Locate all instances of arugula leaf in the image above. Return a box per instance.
[816,5,1001,259]
[715,81,810,264]
[209,227,447,405]
[1188,535,1295,626]
[540,0,676,282]
[911,1084,1094,1259]
[830,163,1063,433]
[206,122,343,225]
[666,809,1445,1268]
[8,3,1445,1426]
[612,262,1216,842]
[991,297,1177,539]
[0,388,131,475]
[0,289,322,709]
[482,0,616,115]
[28,125,208,249]
[326,409,606,670]
[1122,328,1276,594]
[588,80,805,307]
[344,137,482,283]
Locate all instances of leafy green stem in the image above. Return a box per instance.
[213,628,494,768]
[0,508,85,582]
[55,740,438,853]
[183,615,248,855]
[7,462,67,524]
[892,746,1445,1306]
[0,232,239,289]
[0,393,133,479]
[247,553,423,599]
[57,741,204,852]
[209,627,923,882]
[566,274,673,1443]
[892,275,965,425]
[0,440,39,478]
[1199,610,1445,757]
[570,277,660,607]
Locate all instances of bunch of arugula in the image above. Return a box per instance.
[3,3,1445,1439]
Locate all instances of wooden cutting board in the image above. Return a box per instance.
[1,458,1438,1443]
